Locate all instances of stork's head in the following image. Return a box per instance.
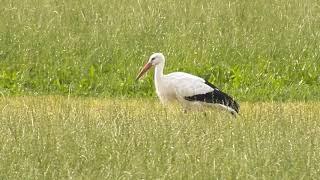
[136,53,165,80]
[148,53,165,65]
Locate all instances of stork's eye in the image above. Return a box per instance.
[151,57,156,61]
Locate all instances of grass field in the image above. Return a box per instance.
[1,0,320,179]
[0,96,319,179]
[0,0,320,100]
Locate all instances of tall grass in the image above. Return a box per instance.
[0,96,319,179]
[0,0,320,100]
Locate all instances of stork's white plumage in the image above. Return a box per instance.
[136,53,239,116]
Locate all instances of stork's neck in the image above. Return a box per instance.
[154,61,165,83]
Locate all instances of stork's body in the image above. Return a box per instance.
[136,53,239,116]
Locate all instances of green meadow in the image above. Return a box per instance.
[0,0,319,100]
[1,0,320,179]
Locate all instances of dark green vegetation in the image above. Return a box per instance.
[0,97,319,179]
[0,0,319,100]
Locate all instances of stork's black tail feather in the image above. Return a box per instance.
[184,80,240,114]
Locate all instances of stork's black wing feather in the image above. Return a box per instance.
[184,80,239,113]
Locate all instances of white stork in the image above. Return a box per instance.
[136,53,239,116]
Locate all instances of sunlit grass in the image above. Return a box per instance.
[0,96,319,179]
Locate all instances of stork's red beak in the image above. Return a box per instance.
[136,62,152,80]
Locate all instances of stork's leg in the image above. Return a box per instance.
[183,109,188,114]
[203,112,207,117]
